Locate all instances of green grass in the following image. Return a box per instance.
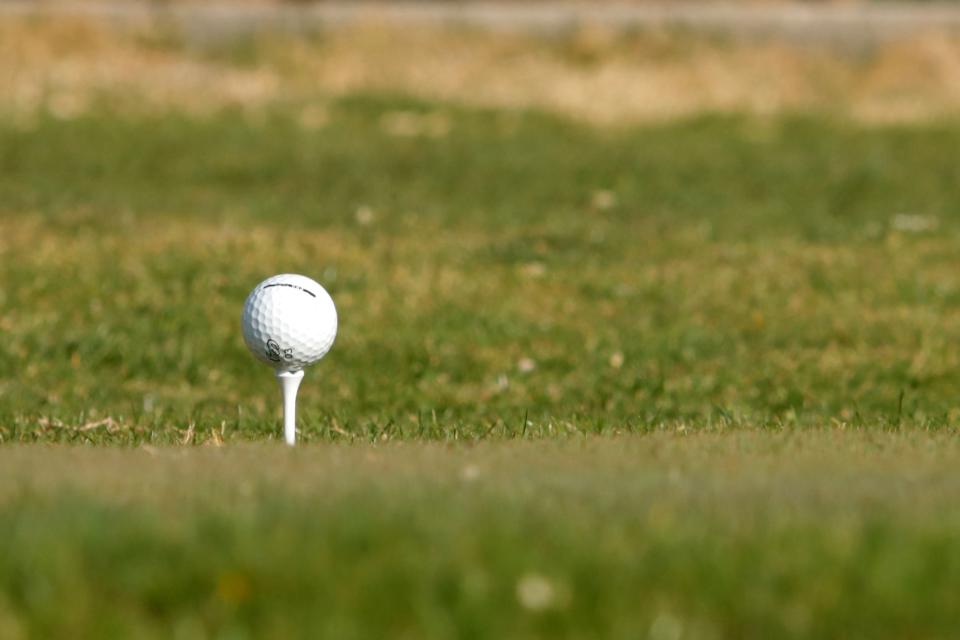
[1,434,959,639]
[3,95,960,636]
[2,99,960,442]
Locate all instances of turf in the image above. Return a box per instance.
[3,91,960,636]
[1,433,959,639]
[2,100,960,442]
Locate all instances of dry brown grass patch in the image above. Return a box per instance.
[0,18,281,117]
[3,16,960,123]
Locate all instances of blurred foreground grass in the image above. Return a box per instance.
[1,433,959,639]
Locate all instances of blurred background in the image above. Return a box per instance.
[5,0,960,123]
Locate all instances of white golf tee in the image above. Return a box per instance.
[276,369,305,446]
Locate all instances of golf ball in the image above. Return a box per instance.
[242,274,338,371]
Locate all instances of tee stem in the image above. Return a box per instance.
[276,369,305,446]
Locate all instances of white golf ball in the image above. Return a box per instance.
[241,274,338,371]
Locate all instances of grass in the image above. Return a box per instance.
[3,19,960,637]
[8,17,960,125]
[3,100,960,443]
[1,434,960,639]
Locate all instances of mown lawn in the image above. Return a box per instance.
[1,433,959,639]
[1,93,960,637]
[2,99,960,441]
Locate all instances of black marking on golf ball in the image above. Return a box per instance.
[266,340,282,362]
[265,340,295,362]
[262,283,316,298]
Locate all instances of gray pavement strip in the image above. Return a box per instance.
[3,1,960,46]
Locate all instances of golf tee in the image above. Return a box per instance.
[276,369,305,446]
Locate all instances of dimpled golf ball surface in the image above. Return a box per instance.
[242,274,337,371]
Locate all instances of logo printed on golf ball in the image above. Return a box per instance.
[265,339,294,363]
[242,274,338,372]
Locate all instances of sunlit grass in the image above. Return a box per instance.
[3,102,960,444]
[2,27,960,635]
[5,16,960,124]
